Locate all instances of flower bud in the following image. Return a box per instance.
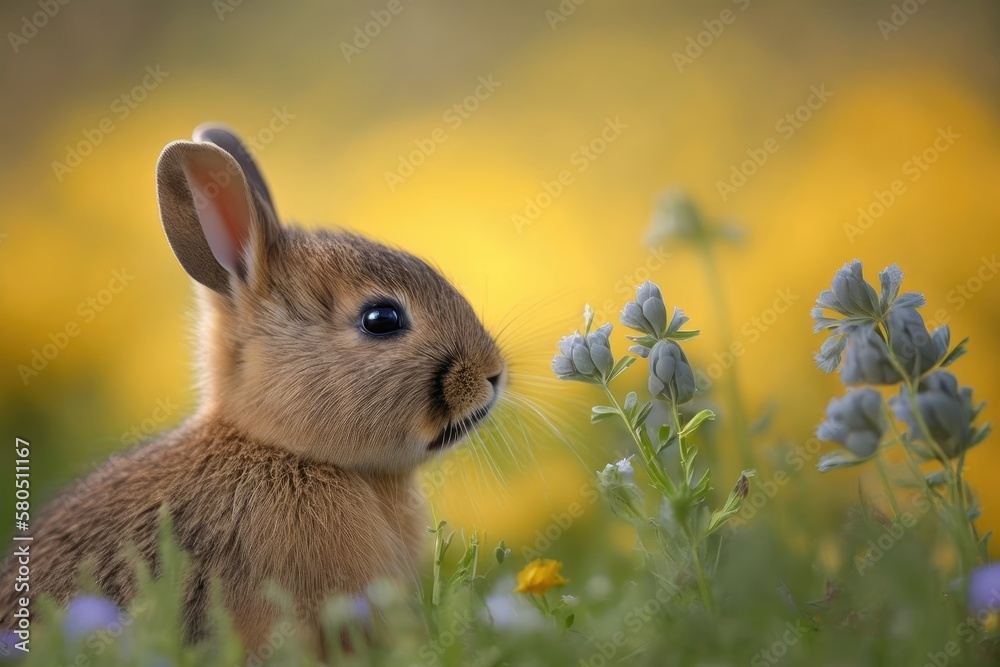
[647,340,696,404]
[891,371,980,459]
[620,281,667,338]
[816,389,886,458]
[552,324,614,383]
[888,306,943,379]
[840,326,900,385]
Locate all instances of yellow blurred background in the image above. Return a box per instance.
[1,1,998,553]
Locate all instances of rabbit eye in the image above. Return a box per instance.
[361,304,402,336]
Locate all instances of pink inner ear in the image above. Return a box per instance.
[181,152,252,277]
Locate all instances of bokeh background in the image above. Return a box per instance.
[1,0,998,559]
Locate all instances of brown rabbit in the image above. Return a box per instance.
[0,125,505,654]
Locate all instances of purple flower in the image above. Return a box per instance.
[891,371,987,459]
[648,340,696,404]
[968,564,1000,614]
[63,596,121,639]
[817,389,886,459]
[0,630,24,660]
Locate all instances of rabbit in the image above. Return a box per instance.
[0,124,506,656]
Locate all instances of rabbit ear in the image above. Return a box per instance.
[193,123,277,219]
[155,140,279,295]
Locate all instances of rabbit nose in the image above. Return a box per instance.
[439,362,500,418]
[487,371,502,390]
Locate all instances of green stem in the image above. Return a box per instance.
[880,323,980,570]
[682,522,714,613]
[874,448,903,521]
[601,384,713,611]
[700,243,753,471]
[670,399,714,612]
[601,386,675,497]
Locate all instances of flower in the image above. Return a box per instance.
[514,559,568,595]
[837,308,949,386]
[63,595,121,639]
[552,324,614,383]
[891,371,986,459]
[813,261,927,373]
[612,455,634,478]
[816,389,886,458]
[0,629,22,660]
[597,458,643,521]
[620,282,668,338]
[968,564,1000,614]
[839,326,898,385]
[647,189,706,244]
[619,282,697,353]
[886,306,945,379]
[815,260,882,322]
[647,340,696,404]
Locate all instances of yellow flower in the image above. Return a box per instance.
[514,559,568,595]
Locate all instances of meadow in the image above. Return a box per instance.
[1,1,999,665]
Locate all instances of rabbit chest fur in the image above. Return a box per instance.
[0,418,424,647]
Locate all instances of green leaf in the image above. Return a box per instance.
[564,613,575,629]
[940,336,969,367]
[591,406,619,424]
[816,451,874,472]
[970,423,992,447]
[623,391,638,414]
[494,541,508,565]
[680,409,716,437]
[634,401,653,427]
[661,329,701,342]
[705,470,754,535]
[691,469,711,502]
[656,424,676,454]
[925,470,951,487]
[624,334,658,347]
[607,356,637,382]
